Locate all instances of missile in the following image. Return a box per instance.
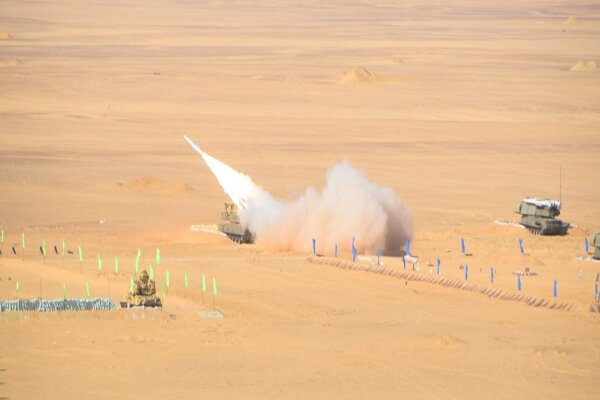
[184,135,258,210]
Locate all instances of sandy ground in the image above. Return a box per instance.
[1,0,600,398]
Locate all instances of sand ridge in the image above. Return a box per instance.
[0,58,23,67]
[116,177,193,195]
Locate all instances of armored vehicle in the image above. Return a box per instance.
[218,202,254,243]
[592,233,600,260]
[120,270,162,308]
[514,198,569,235]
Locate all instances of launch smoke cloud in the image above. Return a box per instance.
[185,136,412,255]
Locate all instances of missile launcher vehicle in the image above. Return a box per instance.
[218,202,254,243]
[514,198,569,235]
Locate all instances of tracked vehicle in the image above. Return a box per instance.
[592,233,600,260]
[514,198,569,235]
[218,202,254,243]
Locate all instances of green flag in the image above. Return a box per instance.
[62,283,67,299]
[212,277,217,297]
[155,248,161,265]
[62,240,66,256]
[149,263,154,280]
[135,248,141,274]
[129,276,134,295]
[202,273,206,292]
[21,232,25,249]
[97,252,103,272]
[1,225,4,243]
[161,282,166,298]
[85,280,90,298]
[41,239,46,256]
[114,256,119,274]
[15,281,20,298]
[184,272,189,289]
[78,246,83,263]
[166,270,170,288]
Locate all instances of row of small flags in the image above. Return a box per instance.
[3,230,594,269]
[311,237,502,264]
[449,262,562,297]
[310,236,568,260]
[78,246,161,276]
[309,237,600,300]
[12,272,219,303]
[0,233,164,275]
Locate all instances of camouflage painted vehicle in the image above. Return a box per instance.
[218,203,254,244]
[593,233,600,260]
[514,198,569,235]
[120,270,162,308]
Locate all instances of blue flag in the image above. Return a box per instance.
[517,274,522,292]
[352,246,357,263]
[464,264,468,281]
[585,238,589,253]
[460,238,465,254]
[490,267,494,284]
[518,238,524,255]
[436,257,441,275]
[405,240,411,256]
[553,279,557,298]
[312,238,316,255]
[334,242,338,258]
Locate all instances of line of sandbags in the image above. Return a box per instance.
[0,298,115,312]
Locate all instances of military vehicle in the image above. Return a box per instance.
[120,270,162,308]
[514,198,570,235]
[218,202,254,243]
[592,233,600,260]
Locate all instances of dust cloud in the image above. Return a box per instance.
[241,161,412,255]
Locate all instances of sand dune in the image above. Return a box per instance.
[339,66,379,84]
[570,60,598,72]
[116,177,192,195]
[0,58,23,67]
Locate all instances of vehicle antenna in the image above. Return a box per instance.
[559,163,562,205]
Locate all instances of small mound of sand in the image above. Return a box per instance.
[0,59,23,67]
[564,16,580,25]
[116,177,193,195]
[570,60,598,72]
[0,32,10,40]
[423,334,466,348]
[339,67,378,84]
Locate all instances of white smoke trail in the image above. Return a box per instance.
[185,136,412,255]
[184,135,269,210]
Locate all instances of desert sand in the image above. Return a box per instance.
[1,0,600,399]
